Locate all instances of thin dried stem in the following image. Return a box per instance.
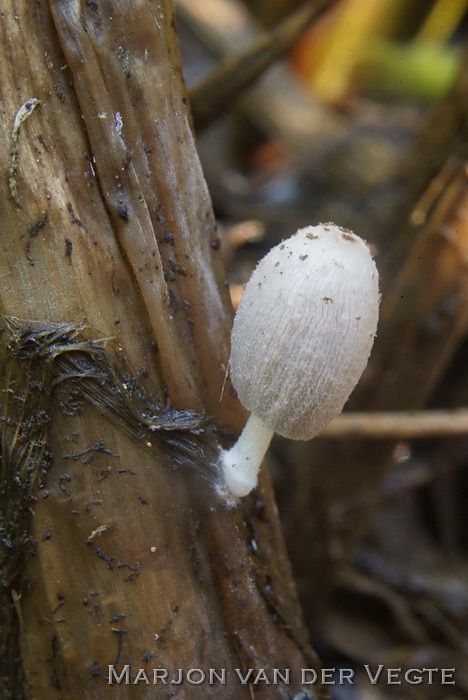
[321,408,468,439]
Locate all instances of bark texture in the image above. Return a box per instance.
[0,2,322,697]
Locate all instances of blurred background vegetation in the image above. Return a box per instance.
[177,1,468,697]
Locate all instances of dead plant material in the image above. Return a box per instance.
[321,408,468,438]
[189,0,338,132]
[0,315,217,695]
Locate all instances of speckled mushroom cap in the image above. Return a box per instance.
[229,223,380,440]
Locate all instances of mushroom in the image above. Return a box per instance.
[219,223,380,500]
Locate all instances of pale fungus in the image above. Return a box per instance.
[219,223,380,499]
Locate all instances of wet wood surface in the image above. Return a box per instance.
[0,2,324,697]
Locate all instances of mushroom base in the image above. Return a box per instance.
[220,413,274,498]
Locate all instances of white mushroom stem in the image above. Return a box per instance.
[220,414,274,498]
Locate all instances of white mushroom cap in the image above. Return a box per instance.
[229,223,380,441]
